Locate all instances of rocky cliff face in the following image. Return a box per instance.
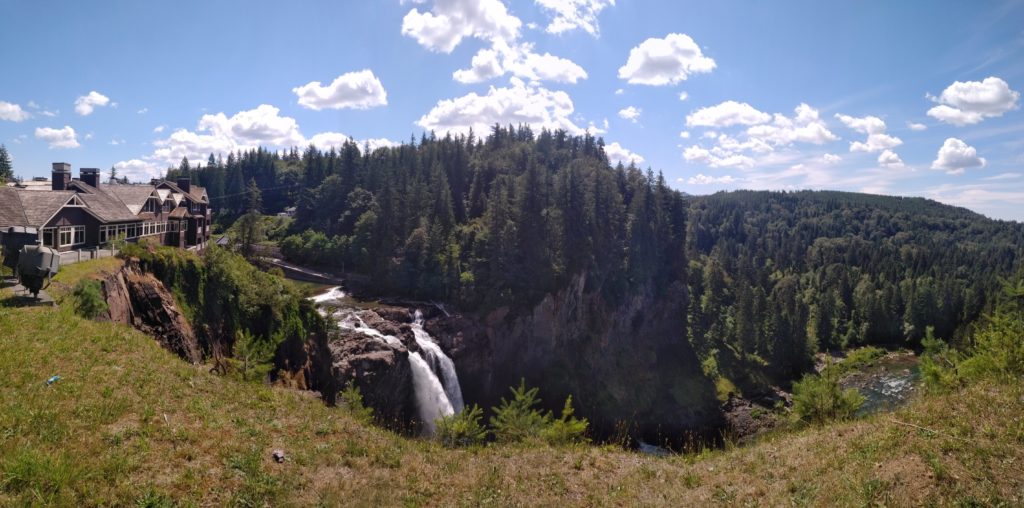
[427,273,722,442]
[274,306,420,427]
[100,261,202,363]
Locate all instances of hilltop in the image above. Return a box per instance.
[0,259,1022,506]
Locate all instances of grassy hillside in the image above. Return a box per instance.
[0,261,1022,506]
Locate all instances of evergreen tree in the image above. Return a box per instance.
[0,144,13,183]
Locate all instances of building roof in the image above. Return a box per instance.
[0,188,29,228]
[1,173,206,229]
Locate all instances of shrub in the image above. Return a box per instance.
[540,395,589,445]
[792,365,864,424]
[71,279,108,319]
[341,381,373,424]
[435,404,487,448]
[489,379,551,443]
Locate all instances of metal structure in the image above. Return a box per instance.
[14,243,60,299]
[1,226,39,273]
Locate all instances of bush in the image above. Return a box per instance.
[489,379,551,443]
[435,404,487,448]
[341,381,373,424]
[71,279,108,319]
[792,365,864,424]
[540,395,589,445]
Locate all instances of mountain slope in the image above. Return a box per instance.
[1,266,1022,506]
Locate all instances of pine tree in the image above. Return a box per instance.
[0,144,13,183]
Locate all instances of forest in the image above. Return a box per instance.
[166,125,1024,388]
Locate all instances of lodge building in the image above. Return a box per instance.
[0,163,212,251]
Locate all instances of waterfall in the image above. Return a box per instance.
[412,310,465,413]
[308,288,465,435]
[408,352,455,434]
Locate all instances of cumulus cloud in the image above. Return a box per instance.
[835,113,902,152]
[35,126,80,149]
[679,131,690,139]
[0,101,31,122]
[877,149,905,169]
[745,104,839,146]
[604,141,644,166]
[682,103,838,171]
[307,131,399,153]
[618,105,641,123]
[687,101,770,128]
[153,125,166,133]
[113,159,163,181]
[614,88,624,95]
[931,137,986,174]
[293,69,388,110]
[822,153,842,164]
[453,41,587,84]
[683,173,738,185]
[926,76,1020,126]
[401,0,521,53]
[683,145,755,169]
[416,77,584,135]
[137,108,148,114]
[74,91,111,116]
[907,121,927,131]
[534,0,614,36]
[618,33,716,86]
[678,91,688,102]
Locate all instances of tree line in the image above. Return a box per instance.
[172,125,1024,388]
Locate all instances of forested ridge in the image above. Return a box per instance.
[167,125,1024,388]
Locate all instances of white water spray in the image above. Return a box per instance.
[308,288,465,435]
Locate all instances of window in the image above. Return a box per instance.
[42,228,56,247]
[57,226,83,247]
[163,200,172,212]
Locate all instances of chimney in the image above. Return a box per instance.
[51,162,71,191]
[176,176,191,193]
[80,168,101,188]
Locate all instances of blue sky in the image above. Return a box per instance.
[1,0,1022,220]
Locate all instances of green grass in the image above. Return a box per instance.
[1,260,1022,505]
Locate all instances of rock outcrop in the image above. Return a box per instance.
[100,260,202,363]
[426,273,722,442]
[275,306,418,427]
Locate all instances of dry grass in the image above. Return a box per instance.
[1,260,1022,506]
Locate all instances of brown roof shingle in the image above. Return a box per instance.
[0,187,29,228]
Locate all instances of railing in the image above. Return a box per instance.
[58,248,120,266]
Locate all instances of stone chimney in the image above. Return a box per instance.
[176,176,191,193]
[51,162,71,191]
[80,168,101,188]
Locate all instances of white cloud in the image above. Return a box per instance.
[683,145,755,169]
[931,137,986,174]
[416,77,584,135]
[984,172,1020,181]
[822,153,842,164]
[35,126,80,149]
[684,173,738,185]
[877,149,905,169]
[687,101,770,127]
[454,41,587,84]
[534,0,614,36]
[746,104,839,146]
[679,130,690,139]
[401,0,521,53]
[137,108,148,114]
[926,76,1020,126]
[113,159,164,182]
[618,105,641,123]
[307,132,399,153]
[618,33,716,86]
[907,121,927,131]
[110,138,126,146]
[604,141,643,166]
[678,91,688,102]
[614,88,624,95]
[74,91,111,116]
[835,113,902,153]
[40,109,58,117]
[84,132,94,140]
[0,101,31,122]
[293,69,388,110]
[153,125,166,133]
